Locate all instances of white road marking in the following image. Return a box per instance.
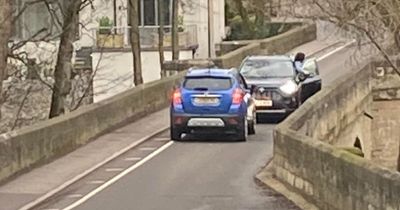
[62,141,174,210]
[316,39,356,61]
[105,168,124,172]
[86,180,105,185]
[123,157,142,161]
[66,194,83,199]
[153,137,170,142]
[139,147,157,151]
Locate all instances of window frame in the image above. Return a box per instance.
[139,0,172,27]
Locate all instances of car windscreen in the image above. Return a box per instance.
[240,59,295,78]
[183,77,233,91]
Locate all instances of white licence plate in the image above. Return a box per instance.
[194,97,219,104]
[255,99,273,107]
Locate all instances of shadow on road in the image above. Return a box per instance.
[257,115,287,124]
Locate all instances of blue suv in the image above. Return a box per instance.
[170,68,256,141]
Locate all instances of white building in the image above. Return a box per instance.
[77,0,226,102]
[78,0,226,58]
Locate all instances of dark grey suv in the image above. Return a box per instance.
[238,55,321,121]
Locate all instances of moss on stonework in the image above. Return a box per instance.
[338,147,364,157]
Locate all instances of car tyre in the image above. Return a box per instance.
[236,118,247,142]
[170,126,182,141]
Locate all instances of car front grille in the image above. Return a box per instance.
[254,87,283,101]
[253,86,297,109]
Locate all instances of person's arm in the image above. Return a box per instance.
[294,61,304,73]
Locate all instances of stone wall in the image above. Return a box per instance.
[274,129,400,210]
[371,61,400,170]
[371,100,400,170]
[271,62,400,209]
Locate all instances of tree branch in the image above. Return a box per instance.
[11,85,32,131]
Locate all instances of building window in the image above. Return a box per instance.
[139,0,171,26]
[143,0,156,25]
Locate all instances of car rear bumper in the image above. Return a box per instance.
[171,113,245,135]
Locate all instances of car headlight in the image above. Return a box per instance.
[279,80,298,95]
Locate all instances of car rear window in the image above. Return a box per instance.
[183,77,233,91]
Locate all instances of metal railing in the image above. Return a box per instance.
[90,25,198,49]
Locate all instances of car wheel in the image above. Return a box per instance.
[236,118,247,141]
[170,126,182,141]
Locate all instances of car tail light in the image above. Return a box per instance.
[172,88,182,105]
[232,88,244,104]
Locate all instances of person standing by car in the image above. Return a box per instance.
[293,52,309,74]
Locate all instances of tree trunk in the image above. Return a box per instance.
[158,0,166,78]
[0,0,11,120]
[254,0,266,26]
[172,0,180,60]
[113,0,117,34]
[233,0,250,26]
[398,143,400,172]
[128,0,143,86]
[49,0,81,118]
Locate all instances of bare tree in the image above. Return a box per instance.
[172,0,180,60]
[280,0,400,75]
[0,0,12,119]
[49,0,82,118]
[128,0,143,86]
[158,0,166,78]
